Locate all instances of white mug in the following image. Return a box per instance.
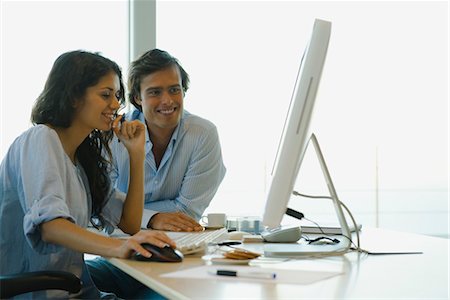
[201,213,227,228]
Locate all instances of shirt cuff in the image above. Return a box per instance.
[141,209,158,229]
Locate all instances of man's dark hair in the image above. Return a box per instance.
[128,49,190,111]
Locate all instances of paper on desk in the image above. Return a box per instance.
[160,265,342,285]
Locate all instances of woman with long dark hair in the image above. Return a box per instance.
[0,50,175,299]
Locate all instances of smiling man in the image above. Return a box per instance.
[86,49,226,299]
[117,48,226,231]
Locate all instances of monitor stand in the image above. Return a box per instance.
[264,133,352,257]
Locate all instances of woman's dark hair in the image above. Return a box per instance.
[128,49,190,111]
[31,50,125,227]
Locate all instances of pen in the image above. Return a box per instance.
[114,114,125,143]
[208,269,276,279]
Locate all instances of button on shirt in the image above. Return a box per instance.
[110,109,226,228]
[0,125,124,299]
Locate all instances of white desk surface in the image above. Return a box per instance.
[107,228,449,299]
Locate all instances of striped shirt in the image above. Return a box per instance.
[109,108,226,227]
[0,125,123,298]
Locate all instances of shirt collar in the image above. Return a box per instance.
[127,107,187,147]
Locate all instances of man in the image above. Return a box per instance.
[112,48,226,232]
[86,49,226,299]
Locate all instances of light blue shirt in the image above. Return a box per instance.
[110,109,226,228]
[0,125,124,299]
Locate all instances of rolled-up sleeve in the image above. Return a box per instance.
[23,195,75,254]
[20,127,77,254]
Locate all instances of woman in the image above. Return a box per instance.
[0,50,175,299]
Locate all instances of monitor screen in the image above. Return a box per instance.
[262,19,332,229]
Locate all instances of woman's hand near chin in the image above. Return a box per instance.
[113,115,146,234]
[112,115,145,157]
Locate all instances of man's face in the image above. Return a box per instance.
[136,65,184,136]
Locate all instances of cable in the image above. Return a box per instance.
[285,207,305,220]
[293,190,331,199]
[304,236,340,245]
[292,190,364,252]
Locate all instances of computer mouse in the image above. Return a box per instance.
[133,243,183,263]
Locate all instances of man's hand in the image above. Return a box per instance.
[148,212,203,232]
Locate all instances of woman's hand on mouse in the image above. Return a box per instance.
[116,230,177,259]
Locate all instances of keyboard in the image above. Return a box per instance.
[167,228,228,255]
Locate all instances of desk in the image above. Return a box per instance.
[107,228,449,299]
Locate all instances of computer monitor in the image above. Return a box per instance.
[262,19,332,229]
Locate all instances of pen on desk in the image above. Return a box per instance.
[208,269,276,279]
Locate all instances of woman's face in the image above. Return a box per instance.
[73,71,121,132]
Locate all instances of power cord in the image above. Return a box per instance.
[303,236,340,245]
[292,190,366,253]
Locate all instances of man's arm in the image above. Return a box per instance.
[145,126,226,231]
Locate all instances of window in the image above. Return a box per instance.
[156,1,448,237]
[1,0,129,159]
[2,1,447,238]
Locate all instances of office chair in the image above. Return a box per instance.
[0,271,81,298]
